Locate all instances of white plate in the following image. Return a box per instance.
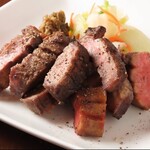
[0,0,150,149]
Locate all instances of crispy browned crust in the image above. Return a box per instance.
[98,38,127,91]
[80,27,127,92]
[73,87,107,137]
[9,31,70,97]
[43,41,90,103]
[0,26,43,91]
[107,79,134,119]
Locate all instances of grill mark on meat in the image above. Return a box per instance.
[43,41,90,103]
[0,26,43,91]
[21,87,56,115]
[80,26,127,92]
[73,87,107,137]
[107,79,134,119]
[9,31,70,97]
[123,52,150,110]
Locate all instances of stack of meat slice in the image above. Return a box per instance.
[79,26,134,120]
[0,26,44,92]
[9,31,70,114]
[9,31,70,97]
[70,26,134,137]
[22,39,91,114]
[2,23,149,137]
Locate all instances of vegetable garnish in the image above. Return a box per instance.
[98,0,128,37]
[109,35,132,52]
[69,13,74,37]
[69,0,133,52]
[98,6,122,35]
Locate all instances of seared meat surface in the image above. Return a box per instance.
[9,31,70,97]
[0,26,43,91]
[39,31,70,55]
[123,52,150,110]
[80,26,127,92]
[9,50,56,97]
[73,87,107,137]
[107,79,134,119]
[43,41,90,103]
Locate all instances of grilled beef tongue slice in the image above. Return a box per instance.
[107,78,134,119]
[123,52,150,110]
[80,26,127,92]
[0,26,43,92]
[9,31,70,97]
[43,41,90,103]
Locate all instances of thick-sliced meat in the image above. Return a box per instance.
[107,79,134,119]
[80,26,127,92]
[0,26,43,91]
[9,31,70,97]
[73,87,107,137]
[39,31,70,55]
[123,52,150,110]
[9,49,56,97]
[43,41,90,103]
[21,87,56,115]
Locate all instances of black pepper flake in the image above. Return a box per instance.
[120,141,123,145]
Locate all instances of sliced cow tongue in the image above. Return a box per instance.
[80,26,127,92]
[0,25,44,92]
[9,31,70,97]
[43,41,90,103]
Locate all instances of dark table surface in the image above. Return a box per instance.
[0,1,64,149]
